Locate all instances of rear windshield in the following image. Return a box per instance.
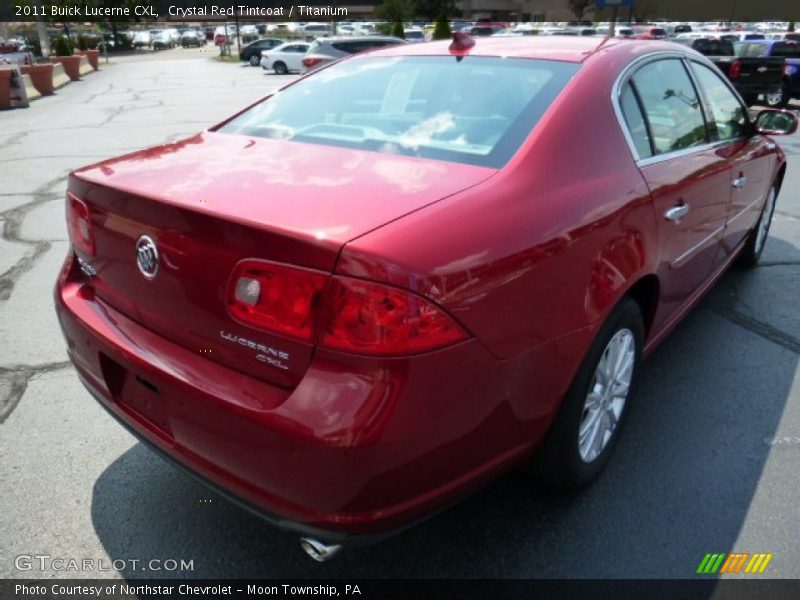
[218,56,579,168]
[692,39,734,55]
[738,42,769,57]
[773,42,800,58]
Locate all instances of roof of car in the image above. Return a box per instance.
[366,35,634,63]
[315,35,403,42]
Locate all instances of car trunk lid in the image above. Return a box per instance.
[69,132,495,388]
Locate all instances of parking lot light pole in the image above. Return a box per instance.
[609,5,618,37]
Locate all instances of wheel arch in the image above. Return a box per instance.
[622,274,660,340]
[776,161,787,193]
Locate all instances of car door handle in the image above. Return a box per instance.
[664,204,690,222]
[732,175,748,189]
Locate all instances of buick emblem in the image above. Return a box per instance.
[135,235,159,279]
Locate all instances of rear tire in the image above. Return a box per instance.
[765,81,790,108]
[273,61,288,75]
[532,297,644,491]
[249,54,260,67]
[738,184,778,267]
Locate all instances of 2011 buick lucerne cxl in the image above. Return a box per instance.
[55,35,797,561]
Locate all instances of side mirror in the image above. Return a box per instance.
[755,109,799,136]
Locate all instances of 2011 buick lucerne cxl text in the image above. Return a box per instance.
[55,35,797,561]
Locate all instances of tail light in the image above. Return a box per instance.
[227,260,327,342]
[66,192,95,256]
[729,60,742,79]
[226,260,467,355]
[319,278,466,355]
[302,57,322,69]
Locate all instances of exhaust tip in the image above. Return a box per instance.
[299,537,343,562]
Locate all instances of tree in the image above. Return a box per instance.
[567,0,593,21]
[432,13,451,40]
[629,0,660,23]
[391,20,406,39]
[414,0,455,22]
[375,0,413,24]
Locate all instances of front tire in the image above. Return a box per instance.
[532,297,644,491]
[739,185,778,267]
[273,61,288,75]
[249,54,260,67]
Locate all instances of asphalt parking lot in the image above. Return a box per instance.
[1,47,800,579]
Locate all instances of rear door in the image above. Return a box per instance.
[618,56,731,325]
[284,44,308,71]
[688,59,776,259]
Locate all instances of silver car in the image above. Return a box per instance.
[300,36,407,73]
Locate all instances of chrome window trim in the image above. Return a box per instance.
[611,49,751,168]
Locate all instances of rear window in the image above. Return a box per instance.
[773,42,800,58]
[738,42,769,57]
[692,39,734,55]
[219,56,579,168]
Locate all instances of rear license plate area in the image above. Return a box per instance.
[99,353,173,438]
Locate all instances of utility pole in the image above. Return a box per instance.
[609,5,618,37]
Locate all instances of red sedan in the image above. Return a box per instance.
[55,35,797,560]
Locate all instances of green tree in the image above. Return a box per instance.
[391,20,405,39]
[567,0,593,21]
[375,0,413,24]
[432,14,451,40]
[413,0,455,22]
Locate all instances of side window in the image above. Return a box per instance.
[690,62,748,141]
[631,59,708,155]
[620,82,653,158]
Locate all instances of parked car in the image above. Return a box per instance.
[180,31,205,48]
[404,29,426,43]
[300,36,406,73]
[690,38,785,105]
[260,41,310,74]
[152,32,175,50]
[56,36,796,562]
[632,26,668,39]
[736,40,800,107]
[301,23,333,39]
[470,25,501,36]
[131,31,151,48]
[240,38,285,66]
[720,32,766,42]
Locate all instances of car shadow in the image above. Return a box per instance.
[91,237,799,580]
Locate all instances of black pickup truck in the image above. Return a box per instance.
[689,38,786,106]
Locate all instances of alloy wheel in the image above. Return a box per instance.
[755,187,777,255]
[578,328,635,463]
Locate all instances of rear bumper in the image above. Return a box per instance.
[55,251,577,540]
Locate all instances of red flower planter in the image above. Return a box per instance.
[76,49,100,70]
[0,67,13,109]
[21,63,55,95]
[50,55,82,81]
